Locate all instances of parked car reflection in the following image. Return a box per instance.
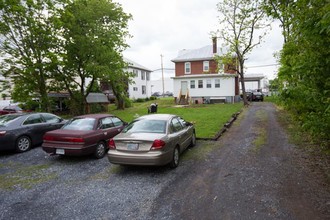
[42,114,127,159]
[107,114,196,168]
[0,113,66,153]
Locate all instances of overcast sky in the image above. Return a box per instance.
[114,0,284,81]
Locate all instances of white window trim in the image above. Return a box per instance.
[206,79,212,88]
[185,62,191,74]
[203,61,210,72]
[215,79,220,88]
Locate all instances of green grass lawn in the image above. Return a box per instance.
[108,98,243,138]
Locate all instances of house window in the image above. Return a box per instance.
[133,69,138,77]
[133,87,138,91]
[203,61,209,72]
[198,80,203,88]
[146,72,150,81]
[206,79,211,88]
[185,62,191,74]
[142,85,146,94]
[215,79,220,88]
[141,71,145,80]
[190,80,195,89]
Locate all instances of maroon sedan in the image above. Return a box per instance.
[0,105,23,115]
[42,114,127,159]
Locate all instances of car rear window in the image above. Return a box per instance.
[62,118,95,131]
[123,119,166,134]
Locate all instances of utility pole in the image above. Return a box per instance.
[160,54,165,97]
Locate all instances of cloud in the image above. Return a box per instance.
[115,0,283,80]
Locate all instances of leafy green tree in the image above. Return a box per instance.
[262,0,295,43]
[0,0,62,111]
[215,0,270,105]
[268,78,281,93]
[55,0,132,114]
[271,0,330,145]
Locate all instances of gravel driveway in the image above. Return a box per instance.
[0,102,329,220]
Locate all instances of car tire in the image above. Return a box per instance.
[16,136,31,153]
[94,141,106,159]
[169,146,180,169]
[190,132,196,147]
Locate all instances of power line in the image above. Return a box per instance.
[246,63,280,68]
[152,68,175,72]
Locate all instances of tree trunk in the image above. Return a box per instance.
[240,73,249,106]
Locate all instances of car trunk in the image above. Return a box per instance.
[114,133,166,152]
[43,130,95,148]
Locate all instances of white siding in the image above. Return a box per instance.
[127,67,151,99]
[173,76,235,98]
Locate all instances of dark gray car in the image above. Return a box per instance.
[0,113,66,153]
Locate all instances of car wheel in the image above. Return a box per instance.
[94,141,106,159]
[169,146,180,169]
[16,136,31,153]
[190,132,196,147]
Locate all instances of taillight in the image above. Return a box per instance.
[43,135,84,143]
[66,137,84,143]
[151,139,166,150]
[108,138,116,149]
[43,135,54,141]
[0,131,6,136]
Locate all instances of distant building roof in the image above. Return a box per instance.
[171,45,227,62]
[124,57,152,72]
[86,93,109,104]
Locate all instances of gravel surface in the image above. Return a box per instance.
[0,102,329,220]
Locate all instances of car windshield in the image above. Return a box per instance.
[122,119,166,134]
[62,118,95,131]
[0,114,21,126]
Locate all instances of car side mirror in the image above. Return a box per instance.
[185,121,193,126]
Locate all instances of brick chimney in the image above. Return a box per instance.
[212,37,217,54]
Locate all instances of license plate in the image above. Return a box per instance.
[127,143,139,150]
[56,148,65,155]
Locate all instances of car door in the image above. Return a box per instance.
[178,117,192,150]
[22,114,47,144]
[99,116,124,141]
[169,117,187,150]
[40,113,64,131]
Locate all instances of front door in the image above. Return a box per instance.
[181,81,188,95]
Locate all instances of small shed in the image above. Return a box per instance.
[86,93,109,113]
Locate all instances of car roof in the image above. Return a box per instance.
[137,114,177,121]
[74,114,114,119]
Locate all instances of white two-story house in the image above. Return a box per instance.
[124,58,153,99]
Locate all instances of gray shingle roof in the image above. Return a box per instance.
[171,45,226,62]
[86,93,109,103]
[124,57,152,72]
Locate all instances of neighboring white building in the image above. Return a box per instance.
[0,72,12,101]
[124,58,153,99]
